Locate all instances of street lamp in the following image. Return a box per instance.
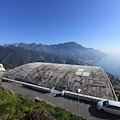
[78,88,81,115]
[75,68,92,115]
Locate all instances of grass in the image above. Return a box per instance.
[0,86,87,120]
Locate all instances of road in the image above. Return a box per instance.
[2,82,120,120]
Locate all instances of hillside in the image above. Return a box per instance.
[4,42,107,62]
[0,46,86,68]
[0,86,86,120]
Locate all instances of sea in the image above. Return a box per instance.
[91,53,120,77]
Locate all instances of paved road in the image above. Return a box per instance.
[2,82,120,120]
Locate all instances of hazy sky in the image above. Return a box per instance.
[0,0,120,53]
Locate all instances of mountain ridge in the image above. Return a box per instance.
[0,46,86,68]
[4,41,107,62]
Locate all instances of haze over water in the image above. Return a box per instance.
[91,53,120,77]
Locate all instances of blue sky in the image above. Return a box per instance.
[0,0,120,53]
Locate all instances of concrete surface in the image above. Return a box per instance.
[0,72,5,84]
[0,64,5,72]
[4,62,116,100]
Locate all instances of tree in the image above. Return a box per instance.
[3,63,12,69]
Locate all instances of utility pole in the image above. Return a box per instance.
[78,88,81,115]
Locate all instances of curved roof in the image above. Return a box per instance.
[5,62,115,100]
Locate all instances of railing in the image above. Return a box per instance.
[2,78,51,93]
[2,77,117,103]
[63,90,108,103]
[103,69,118,101]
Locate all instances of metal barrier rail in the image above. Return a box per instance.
[103,70,118,101]
[2,78,51,93]
[63,90,108,103]
[2,77,117,103]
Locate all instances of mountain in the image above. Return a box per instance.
[4,42,107,62]
[0,46,86,68]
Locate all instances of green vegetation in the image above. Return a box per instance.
[0,86,86,120]
[3,63,12,69]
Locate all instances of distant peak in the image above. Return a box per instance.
[64,41,82,45]
[30,43,37,45]
[65,41,77,44]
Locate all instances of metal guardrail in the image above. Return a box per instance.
[2,78,51,93]
[2,77,117,103]
[63,90,108,103]
[102,69,118,101]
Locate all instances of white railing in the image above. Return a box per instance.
[63,90,108,103]
[2,78,51,93]
[2,77,117,103]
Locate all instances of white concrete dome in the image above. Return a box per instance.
[5,62,116,100]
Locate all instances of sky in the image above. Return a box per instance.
[0,0,120,53]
